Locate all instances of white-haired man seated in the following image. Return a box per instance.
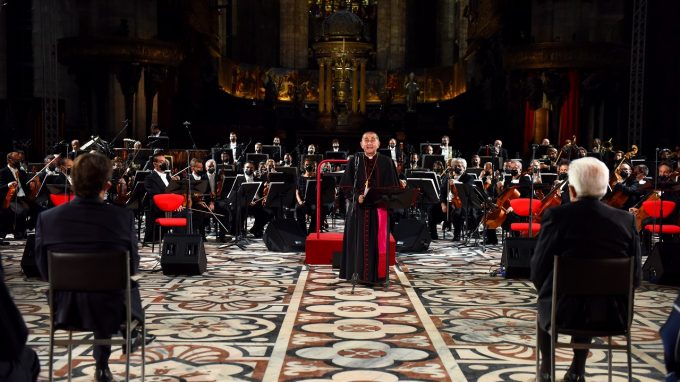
[530,157,641,382]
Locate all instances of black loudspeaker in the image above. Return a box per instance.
[643,242,680,285]
[393,218,431,253]
[161,234,207,275]
[21,234,41,278]
[501,237,537,278]
[263,218,306,252]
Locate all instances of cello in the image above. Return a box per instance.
[534,179,568,222]
[482,186,520,229]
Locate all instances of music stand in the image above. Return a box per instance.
[262,145,282,161]
[406,171,438,184]
[541,173,557,185]
[406,178,439,205]
[325,151,348,160]
[223,181,262,249]
[421,154,444,170]
[479,156,504,171]
[274,166,299,177]
[263,182,296,218]
[303,154,323,166]
[147,136,169,149]
[453,183,483,246]
[246,153,269,164]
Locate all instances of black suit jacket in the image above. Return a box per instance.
[530,198,641,331]
[0,166,29,200]
[439,172,474,203]
[0,275,28,362]
[144,171,171,208]
[35,197,140,334]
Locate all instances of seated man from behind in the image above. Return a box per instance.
[530,157,641,382]
[35,153,152,382]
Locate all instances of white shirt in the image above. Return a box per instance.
[389,147,397,161]
[441,146,450,159]
[155,169,169,187]
[208,173,216,193]
[192,173,201,181]
[8,166,26,197]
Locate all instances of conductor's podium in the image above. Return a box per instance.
[305,232,396,265]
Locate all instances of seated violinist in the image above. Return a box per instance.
[295,159,325,234]
[189,158,210,239]
[0,152,44,240]
[440,158,476,241]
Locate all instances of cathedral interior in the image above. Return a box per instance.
[2,1,680,382]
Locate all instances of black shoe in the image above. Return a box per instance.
[537,372,551,382]
[563,372,585,382]
[0,241,9,246]
[484,238,498,245]
[452,235,461,241]
[95,366,114,382]
[122,328,156,354]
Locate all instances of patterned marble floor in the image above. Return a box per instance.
[1,226,677,381]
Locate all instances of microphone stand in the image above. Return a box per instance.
[63,142,70,201]
[528,145,538,237]
[350,153,361,294]
[183,121,198,150]
[655,147,664,245]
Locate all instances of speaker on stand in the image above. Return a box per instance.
[392,217,431,253]
[643,242,680,285]
[500,237,537,278]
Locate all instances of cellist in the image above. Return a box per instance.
[0,152,34,240]
[609,162,641,210]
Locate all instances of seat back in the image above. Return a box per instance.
[153,193,185,212]
[509,198,541,217]
[642,200,676,219]
[49,193,73,206]
[551,256,634,328]
[48,250,129,292]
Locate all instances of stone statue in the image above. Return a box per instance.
[405,72,419,112]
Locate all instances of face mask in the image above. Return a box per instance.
[454,168,463,175]
[510,169,519,176]
[442,141,447,146]
[620,171,630,179]
[411,161,418,166]
[207,168,215,174]
[389,144,395,148]
[305,165,313,172]
[48,164,56,172]
[245,169,254,176]
[284,160,291,165]
[159,162,169,171]
[333,146,339,150]
[658,175,668,182]
[308,149,315,154]
[558,173,568,180]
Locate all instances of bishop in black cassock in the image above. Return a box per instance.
[339,132,400,283]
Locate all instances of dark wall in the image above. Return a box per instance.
[232,0,280,66]
[644,1,680,151]
[405,0,437,68]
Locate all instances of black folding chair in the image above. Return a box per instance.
[47,250,145,381]
[536,256,634,382]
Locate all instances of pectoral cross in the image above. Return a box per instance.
[364,180,369,189]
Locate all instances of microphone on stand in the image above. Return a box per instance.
[183,121,191,127]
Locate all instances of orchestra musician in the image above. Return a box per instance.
[1,152,33,240]
[226,131,244,168]
[539,148,558,172]
[439,135,459,160]
[189,158,210,239]
[468,155,482,171]
[281,153,294,167]
[478,139,509,163]
[387,138,403,163]
[271,136,283,163]
[440,158,475,241]
[143,152,180,244]
[296,158,322,234]
[610,162,642,210]
[406,153,423,173]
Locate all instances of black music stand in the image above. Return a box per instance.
[421,154,444,170]
[453,183,483,247]
[479,156,504,171]
[376,187,414,289]
[262,145,282,161]
[147,136,169,149]
[325,151,348,160]
[222,181,261,250]
[406,178,439,205]
[264,182,296,219]
[246,153,269,165]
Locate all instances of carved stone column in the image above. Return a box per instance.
[376,0,406,70]
[326,62,333,113]
[115,63,142,137]
[279,0,308,68]
[318,62,325,113]
[359,60,367,114]
[144,65,168,136]
[351,61,359,113]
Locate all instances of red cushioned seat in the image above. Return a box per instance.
[508,198,542,236]
[642,200,676,219]
[151,194,187,254]
[643,224,680,235]
[50,193,73,206]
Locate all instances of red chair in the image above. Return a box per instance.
[642,200,680,235]
[49,193,73,206]
[509,198,542,236]
[151,194,187,254]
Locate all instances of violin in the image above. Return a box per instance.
[449,178,463,209]
[631,191,660,231]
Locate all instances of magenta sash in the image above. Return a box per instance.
[377,207,388,278]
